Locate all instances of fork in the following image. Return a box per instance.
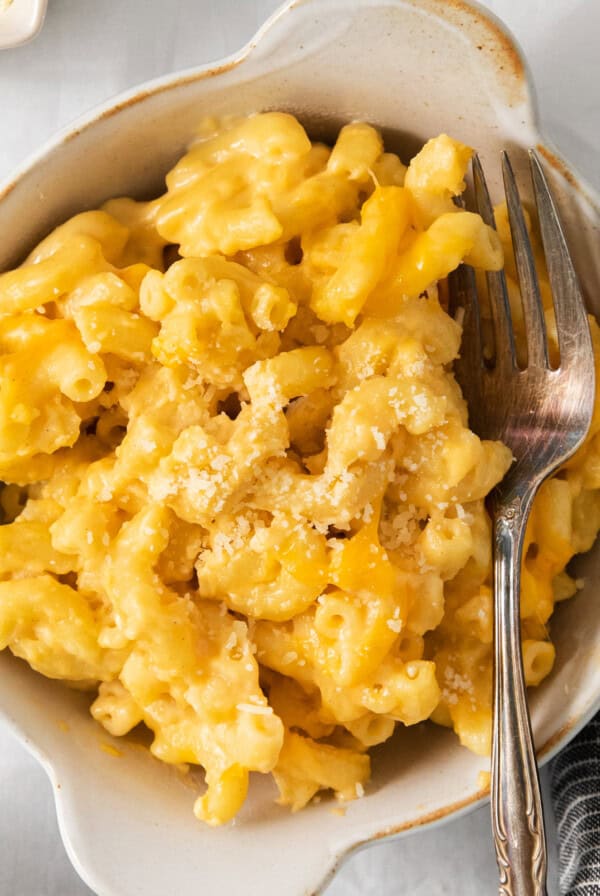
[449,151,595,896]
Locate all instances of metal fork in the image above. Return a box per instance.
[450,152,595,896]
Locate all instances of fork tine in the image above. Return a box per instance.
[450,262,484,373]
[502,151,550,369]
[529,150,592,368]
[472,154,517,369]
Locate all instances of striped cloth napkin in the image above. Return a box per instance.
[551,712,600,894]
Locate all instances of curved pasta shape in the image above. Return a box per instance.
[0,113,595,826]
[197,512,328,621]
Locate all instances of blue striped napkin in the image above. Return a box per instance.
[551,712,600,894]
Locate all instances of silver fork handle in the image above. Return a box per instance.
[492,490,547,896]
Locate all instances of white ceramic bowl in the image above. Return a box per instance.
[1,2,600,894]
[0,0,46,49]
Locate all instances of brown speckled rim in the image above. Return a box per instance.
[310,708,600,895]
[413,0,526,85]
[0,0,598,211]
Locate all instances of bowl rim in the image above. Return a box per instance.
[3,680,598,896]
[1,2,600,894]
[1,0,600,213]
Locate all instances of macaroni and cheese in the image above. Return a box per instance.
[0,113,598,825]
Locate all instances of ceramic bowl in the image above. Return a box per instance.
[0,0,46,49]
[1,2,599,894]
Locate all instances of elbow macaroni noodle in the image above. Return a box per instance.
[0,113,599,824]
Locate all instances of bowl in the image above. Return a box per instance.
[0,0,46,49]
[1,1,599,894]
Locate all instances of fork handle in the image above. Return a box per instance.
[492,489,548,896]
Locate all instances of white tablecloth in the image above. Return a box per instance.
[0,1,598,893]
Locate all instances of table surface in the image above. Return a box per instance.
[0,1,598,894]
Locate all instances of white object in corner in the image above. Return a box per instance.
[0,0,47,49]
[0,2,600,895]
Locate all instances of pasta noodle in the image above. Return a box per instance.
[0,113,598,824]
